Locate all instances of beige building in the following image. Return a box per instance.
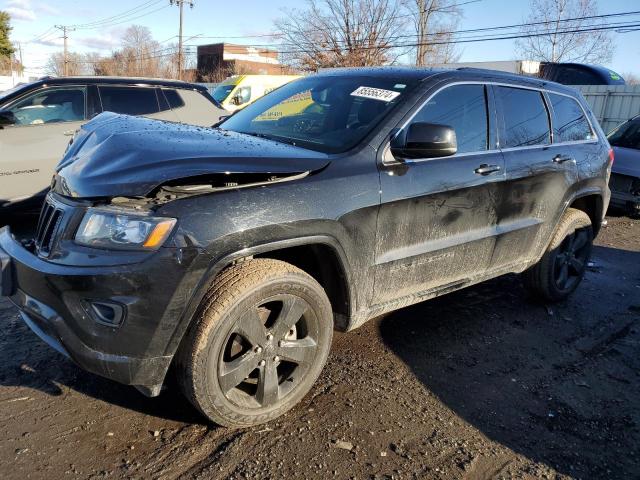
[197,43,291,81]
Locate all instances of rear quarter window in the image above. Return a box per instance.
[548,93,594,143]
[163,89,186,109]
[497,86,550,148]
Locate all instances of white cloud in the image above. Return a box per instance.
[35,3,61,16]
[76,34,121,50]
[33,36,62,47]
[5,7,36,21]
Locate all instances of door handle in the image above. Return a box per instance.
[552,154,574,164]
[63,129,75,136]
[474,164,502,175]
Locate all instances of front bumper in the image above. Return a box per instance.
[0,226,199,395]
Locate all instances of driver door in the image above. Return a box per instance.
[373,83,506,304]
[0,85,87,204]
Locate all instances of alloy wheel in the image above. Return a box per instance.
[217,294,319,410]
[553,227,590,292]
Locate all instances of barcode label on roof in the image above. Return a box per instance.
[351,86,401,102]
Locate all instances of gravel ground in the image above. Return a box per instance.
[0,215,638,480]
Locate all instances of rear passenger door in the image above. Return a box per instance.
[97,85,179,122]
[373,83,505,305]
[492,85,579,268]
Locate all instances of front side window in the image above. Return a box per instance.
[8,87,86,125]
[548,93,593,143]
[220,76,418,154]
[98,86,159,116]
[498,86,550,148]
[608,118,640,150]
[411,84,488,154]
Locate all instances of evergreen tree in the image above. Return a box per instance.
[0,11,15,59]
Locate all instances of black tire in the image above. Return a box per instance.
[522,208,593,302]
[176,259,333,427]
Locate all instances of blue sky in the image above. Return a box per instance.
[3,0,640,77]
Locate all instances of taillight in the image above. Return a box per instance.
[608,148,615,165]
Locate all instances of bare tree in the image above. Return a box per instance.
[622,72,640,86]
[402,0,461,66]
[515,0,614,64]
[45,52,87,76]
[276,0,406,71]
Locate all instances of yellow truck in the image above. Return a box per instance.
[211,75,301,112]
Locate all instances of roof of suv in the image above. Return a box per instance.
[315,66,576,94]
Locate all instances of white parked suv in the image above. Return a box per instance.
[0,76,225,212]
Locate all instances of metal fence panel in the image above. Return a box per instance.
[577,85,640,134]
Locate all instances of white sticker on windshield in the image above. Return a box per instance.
[351,86,401,102]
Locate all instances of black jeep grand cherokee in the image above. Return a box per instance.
[0,68,612,427]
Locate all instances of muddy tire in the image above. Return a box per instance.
[522,208,593,302]
[175,259,333,428]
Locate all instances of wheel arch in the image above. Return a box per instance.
[164,235,355,360]
[567,190,605,236]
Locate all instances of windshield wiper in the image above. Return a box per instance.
[241,131,299,147]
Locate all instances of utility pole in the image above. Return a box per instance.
[54,25,75,76]
[170,0,194,80]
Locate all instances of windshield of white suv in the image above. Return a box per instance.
[219,75,418,154]
[212,84,235,104]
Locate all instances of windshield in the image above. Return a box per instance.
[212,84,235,104]
[0,83,31,103]
[608,118,640,150]
[219,75,418,154]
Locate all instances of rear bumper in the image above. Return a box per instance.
[0,226,200,395]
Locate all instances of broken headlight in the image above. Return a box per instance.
[75,210,176,251]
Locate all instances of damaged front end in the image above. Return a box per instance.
[1,111,330,395]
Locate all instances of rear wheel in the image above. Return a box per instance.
[522,208,593,302]
[176,259,333,427]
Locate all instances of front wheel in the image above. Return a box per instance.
[522,208,593,302]
[176,259,333,427]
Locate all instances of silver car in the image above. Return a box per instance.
[0,77,225,211]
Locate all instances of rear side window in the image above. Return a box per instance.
[548,93,593,143]
[412,84,488,154]
[163,89,186,109]
[98,86,159,115]
[497,86,550,148]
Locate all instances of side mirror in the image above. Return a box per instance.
[0,110,16,128]
[231,94,243,106]
[391,122,457,160]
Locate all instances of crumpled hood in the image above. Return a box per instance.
[53,112,330,198]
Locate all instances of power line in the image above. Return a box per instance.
[187,19,640,57]
[71,0,165,29]
[185,9,640,48]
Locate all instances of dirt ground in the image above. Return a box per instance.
[0,215,638,480]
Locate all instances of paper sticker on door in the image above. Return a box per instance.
[351,86,401,102]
